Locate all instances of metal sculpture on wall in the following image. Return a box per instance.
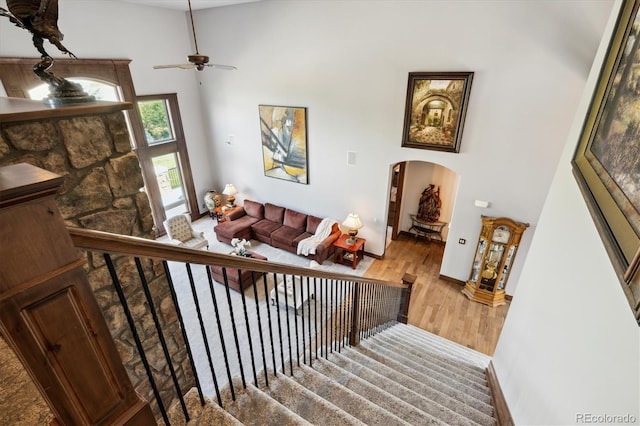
[0,0,93,105]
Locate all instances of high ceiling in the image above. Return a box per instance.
[121,0,260,11]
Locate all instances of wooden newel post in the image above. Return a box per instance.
[349,282,361,346]
[398,273,416,324]
[0,164,155,425]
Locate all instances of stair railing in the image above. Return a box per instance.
[69,226,411,425]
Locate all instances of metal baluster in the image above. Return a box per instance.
[306,276,313,366]
[221,267,246,389]
[237,268,258,386]
[250,271,268,387]
[162,261,205,406]
[313,277,319,360]
[185,263,222,405]
[205,265,234,402]
[335,279,343,352]
[262,272,277,378]
[104,254,169,425]
[331,279,337,352]
[292,275,300,367]
[283,274,294,375]
[300,275,306,365]
[271,272,285,374]
[134,258,189,421]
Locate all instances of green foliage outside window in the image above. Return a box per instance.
[138,100,172,143]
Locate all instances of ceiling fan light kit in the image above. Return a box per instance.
[154,0,236,71]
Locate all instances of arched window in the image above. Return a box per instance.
[28,78,121,102]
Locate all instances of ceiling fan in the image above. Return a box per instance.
[154,0,237,71]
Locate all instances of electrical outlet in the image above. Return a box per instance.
[458,238,466,244]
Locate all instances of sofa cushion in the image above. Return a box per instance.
[214,215,259,239]
[264,203,285,224]
[306,215,323,234]
[283,209,307,230]
[244,199,264,219]
[293,232,313,247]
[272,226,306,247]
[251,219,283,238]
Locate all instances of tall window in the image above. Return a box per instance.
[136,94,197,223]
[0,59,199,234]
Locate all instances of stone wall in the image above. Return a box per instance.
[0,109,194,420]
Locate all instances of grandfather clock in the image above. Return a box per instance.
[462,215,529,307]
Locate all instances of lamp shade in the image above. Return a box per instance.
[223,184,237,196]
[342,213,363,230]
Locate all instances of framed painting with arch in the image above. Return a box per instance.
[572,0,640,322]
[401,71,473,153]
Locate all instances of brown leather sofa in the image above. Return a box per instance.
[214,199,341,264]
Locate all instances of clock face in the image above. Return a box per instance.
[492,226,510,244]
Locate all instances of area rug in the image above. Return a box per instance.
[156,215,374,398]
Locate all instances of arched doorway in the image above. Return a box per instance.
[386,160,460,250]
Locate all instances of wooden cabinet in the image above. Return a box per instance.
[0,164,154,425]
[462,215,529,307]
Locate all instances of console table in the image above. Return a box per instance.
[409,215,446,242]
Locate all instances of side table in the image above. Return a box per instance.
[215,205,242,223]
[333,234,366,269]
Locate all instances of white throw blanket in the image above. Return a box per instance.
[297,218,337,256]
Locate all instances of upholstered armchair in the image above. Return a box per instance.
[163,214,209,250]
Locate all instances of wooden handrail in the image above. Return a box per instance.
[68,227,407,289]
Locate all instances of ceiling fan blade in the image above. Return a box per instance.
[153,63,197,70]
[153,1,237,72]
[204,63,238,70]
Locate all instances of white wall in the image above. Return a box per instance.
[0,0,614,294]
[494,2,640,423]
[193,0,613,294]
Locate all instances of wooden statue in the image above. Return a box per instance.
[417,184,441,222]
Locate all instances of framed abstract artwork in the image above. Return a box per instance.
[259,105,308,184]
[572,0,640,321]
[401,71,473,153]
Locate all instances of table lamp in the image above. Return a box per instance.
[342,213,363,245]
[223,184,237,207]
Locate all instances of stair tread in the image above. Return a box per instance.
[340,345,494,416]
[312,355,482,425]
[328,349,496,425]
[264,372,365,425]
[398,325,491,367]
[358,340,491,401]
[223,383,312,426]
[191,402,244,426]
[375,331,488,378]
[363,337,490,393]
[294,360,432,425]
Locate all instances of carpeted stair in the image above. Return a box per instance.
[169,323,496,425]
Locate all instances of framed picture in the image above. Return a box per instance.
[401,71,473,153]
[572,0,640,320]
[259,105,308,184]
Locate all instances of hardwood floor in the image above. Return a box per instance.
[364,233,509,356]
